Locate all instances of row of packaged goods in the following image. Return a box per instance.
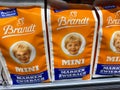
[0,0,120,87]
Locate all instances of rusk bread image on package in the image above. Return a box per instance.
[93,3,120,77]
[0,2,51,85]
[47,4,98,81]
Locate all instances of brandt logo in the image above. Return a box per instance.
[57,11,89,30]
[2,17,36,39]
[106,10,120,28]
[70,11,77,17]
[115,10,120,18]
[17,17,24,26]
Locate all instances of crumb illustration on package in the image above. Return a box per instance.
[47,4,98,81]
[0,5,51,85]
[61,33,85,56]
[9,41,36,64]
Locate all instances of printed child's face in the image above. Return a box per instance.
[114,38,120,52]
[14,50,30,63]
[66,41,80,55]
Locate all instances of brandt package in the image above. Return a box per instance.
[0,2,51,85]
[47,4,98,81]
[93,2,120,77]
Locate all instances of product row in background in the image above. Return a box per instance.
[0,0,120,86]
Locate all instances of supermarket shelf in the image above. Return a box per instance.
[1,77,120,90]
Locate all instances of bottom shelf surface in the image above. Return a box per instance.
[1,77,120,90]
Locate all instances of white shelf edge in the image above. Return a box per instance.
[1,77,120,90]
